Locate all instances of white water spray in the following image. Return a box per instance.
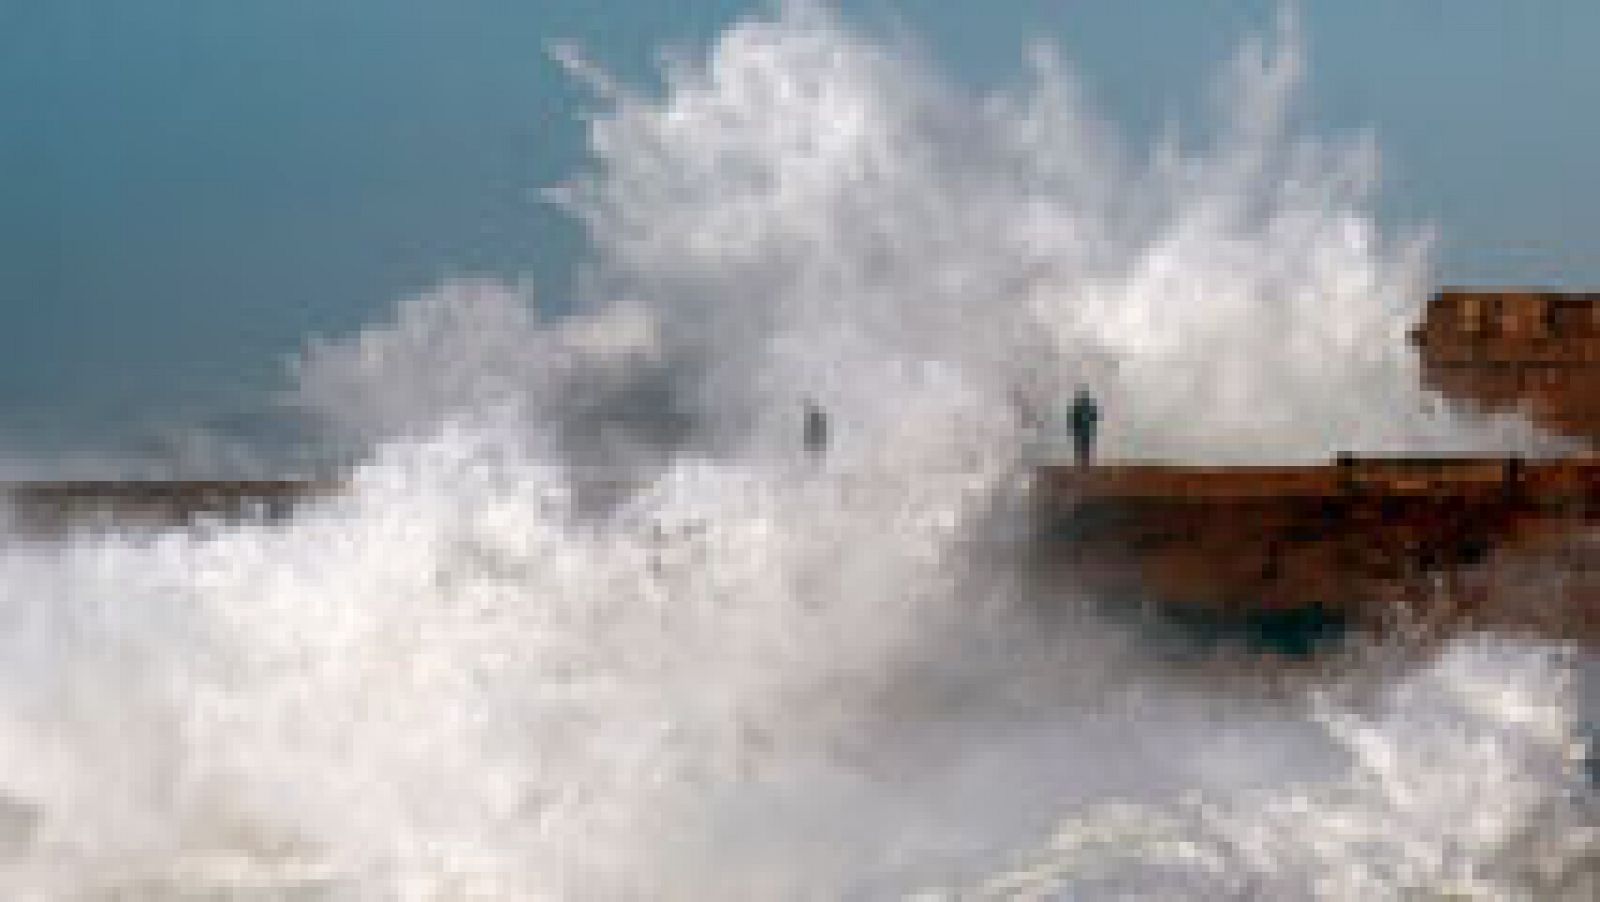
[0,3,1589,898]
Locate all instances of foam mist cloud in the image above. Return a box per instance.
[295,4,1562,467]
[0,3,1589,899]
[535,2,1555,465]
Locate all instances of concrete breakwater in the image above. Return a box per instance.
[1037,457,1600,644]
[4,457,1596,646]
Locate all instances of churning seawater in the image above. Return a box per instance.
[0,4,1592,898]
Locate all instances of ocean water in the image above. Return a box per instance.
[0,4,1592,898]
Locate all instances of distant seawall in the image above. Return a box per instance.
[0,480,339,534]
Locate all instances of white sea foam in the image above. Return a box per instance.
[0,2,1589,898]
[966,639,1595,900]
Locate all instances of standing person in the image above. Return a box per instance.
[1068,386,1099,468]
[803,398,829,463]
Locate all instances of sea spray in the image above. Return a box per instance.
[963,639,1596,900]
[0,2,1590,897]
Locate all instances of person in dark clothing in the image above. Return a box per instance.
[803,399,829,462]
[1068,386,1099,467]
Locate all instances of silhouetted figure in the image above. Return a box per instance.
[803,399,829,462]
[1068,386,1099,468]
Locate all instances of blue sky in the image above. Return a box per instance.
[1,1,1597,453]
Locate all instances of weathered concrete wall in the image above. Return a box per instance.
[1036,458,1600,644]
